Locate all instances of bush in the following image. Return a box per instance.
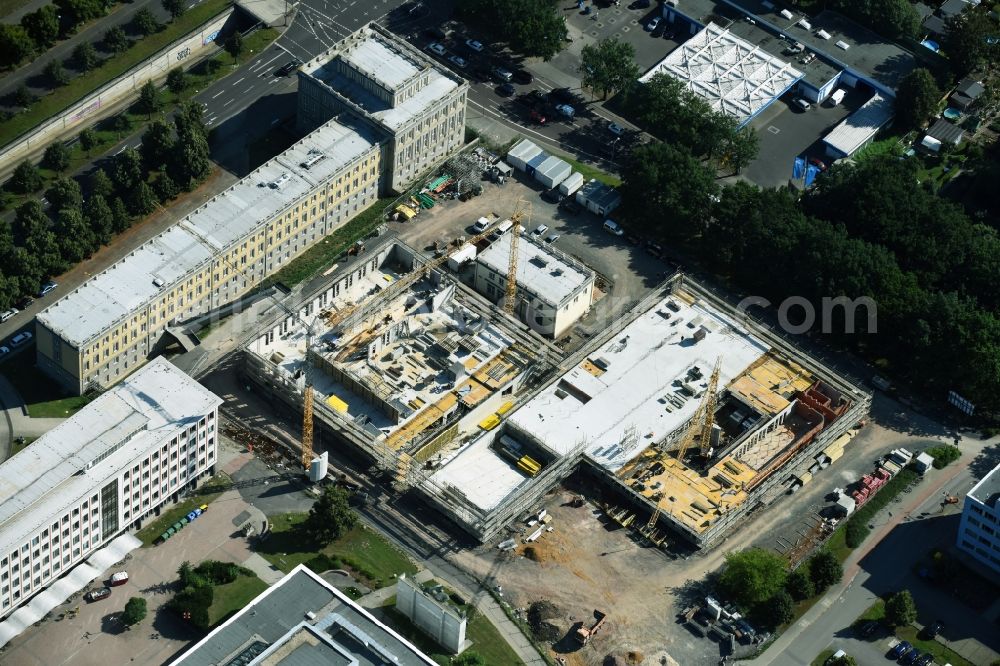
[121,596,147,626]
[717,548,788,609]
[845,520,871,548]
[884,590,917,627]
[926,445,960,469]
[785,568,814,601]
[808,551,843,592]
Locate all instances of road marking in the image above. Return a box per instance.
[206,115,217,125]
[268,77,279,84]
[251,53,283,72]
[223,98,234,107]
[212,90,224,98]
[234,77,246,85]
[768,126,780,134]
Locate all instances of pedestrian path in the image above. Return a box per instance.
[0,374,65,462]
[241,552,285,585]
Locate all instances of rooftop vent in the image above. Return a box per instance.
[798,18,812,30]
[152,277,165,288]
[779,8,794,19]
[300,149,326,169]
[835,40,850,50]
[816,29,831,39]
[268,173,291,190]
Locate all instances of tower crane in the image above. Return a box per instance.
[674,357,722,461]
[503,199,530,316]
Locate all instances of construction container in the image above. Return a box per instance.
[559,171,584,196]
[525,152,548,176]
[326,394,349,413]
[534,156,572,189]
[447,243,477,271]
[507,139,543,171]
[575,179,622,216]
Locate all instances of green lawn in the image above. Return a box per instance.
[810,649,835,666]
[896,625,975,666]
[0,349,98,417]
[265,198,395,288]
[858,599,885,622]
[0,0,32,18]
[135,472,231,546]
[556,153,621,187]
[379,605,525,666]
[0,0,231,149]
[207,573,268,625]
[9,436,35,456]
[257,513,417,588]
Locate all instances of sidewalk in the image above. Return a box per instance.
[0,373,65,462]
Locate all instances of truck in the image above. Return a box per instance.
[574,609,607,646]
[109,571,129,587]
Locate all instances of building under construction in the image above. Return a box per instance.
[418,276,870,549]
[239,238,869,549]
[240,239,557,482]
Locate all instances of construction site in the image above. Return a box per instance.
[236,202,870,551]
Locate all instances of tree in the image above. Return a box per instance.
[169,105,211,187]
[152,172,179,203]
[580,38,638,99]
[13,84,36,108]
[128,180,158,217]
[55,207,96,262]
[943,7,999,77]
[55,0,107,30]
[884,590,917,627]
[833,0,919,40]
[79,127,98,153]
[8,160,43,194]
[0,25,35,68]
[111,147,143,192]
[133,8,160,36]
[224,32,244,62]
[110,196,131,233]
[828,654,857,666]
[103,25,130,54]
[721,126,760,174]
[42,142,72,172]
[88,167,114,198]
[73,41,100,72]
[84,193,114,244]
[807,550,843,593]
[166,67,187,94]
[136,80,162,118]
[121,596,147,626]
[303,485,357,545]
[717,548,788,609]
[456,0,566,59]
[13,200,49,246]
[785,568,814,601]
[452,652,486,666]
[46,177,83,211]
[162,0,186,19]
[21,6,61,48]
[110,113,131,135]
[751,590,794,631]
[141,119,175,170]
[44,59,70,86]
[895,68,940,131]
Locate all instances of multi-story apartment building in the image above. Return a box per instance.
[957,462,1000,575]
[297,24,468,193]
[36,25,469,396]
[0,358,222,619]
[36,116,384,394]
[473,231,595,337]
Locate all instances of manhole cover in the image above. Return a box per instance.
[622,26,631,32]
[607,17,617,24]
[767,126,780,134]
[590,30,600,36]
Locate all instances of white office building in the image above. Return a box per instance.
[957,462,1000,575]
[0,358,222,619]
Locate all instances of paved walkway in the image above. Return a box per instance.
[0,373,65,461]
[241,552,284,585]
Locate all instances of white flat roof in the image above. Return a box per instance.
[429,435,531,512]
[508,295,768,466]
[476,233,594,307]
[342,35,419,91]
[0,358,221,557]
[822,93,894,156]
[640,22,803,126]
[37,117,381,347]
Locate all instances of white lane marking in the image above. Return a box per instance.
[251,53,283,72]
[234,77,246,85]
[212,90,224,98]
[223,98,234,107]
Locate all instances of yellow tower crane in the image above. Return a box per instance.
[503,200,531,316]
[674,357,723,461]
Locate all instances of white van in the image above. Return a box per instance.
[828,88,846,106]
[490,219,514,238]
[472,217,491,233]
[603,219,624,236]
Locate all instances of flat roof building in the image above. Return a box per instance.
[640,22,803,127]
[298,24,469,193]
[473,232,595,337]
[0,358,222,620]
[822,93,894,158]
[957,463,1000,575]
[172,564,437,666]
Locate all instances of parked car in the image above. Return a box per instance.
[532,224,550,236]
[858,620,878,637]
[465,39,484,52]
[923,620,944,639]
[544,233,560,244]
[626,233,642,246]
[0,346,9,357]
[555,103,575,118]
[529,108,547,125]
[492,66,513,82]
[663,27,676,39]
[38,281,58,297]
[548,88,575,103]
[560,199,582,215]
[275,60,300,76]
[10,331,32,347]
[85,587,111,602]
[808,157,828,171]
[15,297,33,309]
[901,648,922,665]
[496,83,515,97]
[890,641,912,659]
[0,308,17,323]
[109,571,129,587]
[914,654,934,666]
[646,241,664,258]
[646,16,661,31]
[513,69,533,84]
[427,42,447,56]
[471,64,492,82]
[424,27,447,41]
[608,122,625,136]
[448,55,467,69]
[541,188,562,203]
[603,219,624,236]
[792,97,811,111]
[629,0,651,7]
